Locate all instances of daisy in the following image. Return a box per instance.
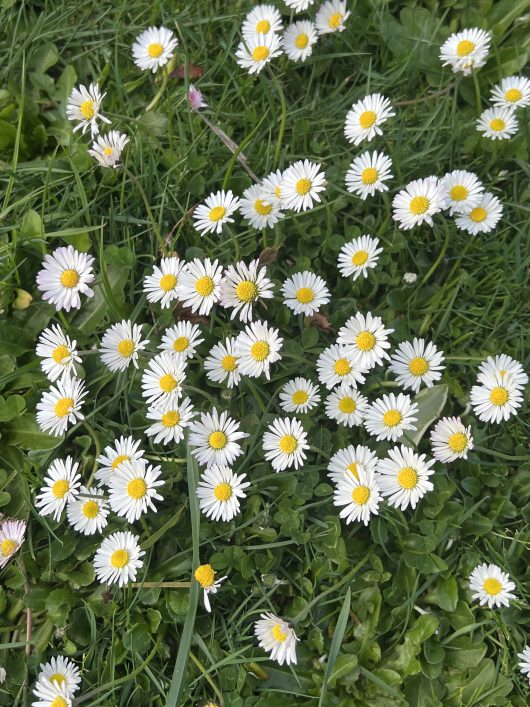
[108,460,164,523]
[455,192,503,235]
[36,655,81,697]
[239,184,284,230]
[315,0,351,34]
[470,371,523,423]
[143,256,187,309]
[36,246,95,312]
[441,170,484,215]
[196,465,250,522]
[66,82,110,136]
[283,21,318,62]
[194,563,226,612]
[32,679,73,707]
[337,311,393,370]
[337,235,383,280]
[279,378,320,413]
[93,531,145,587]
[376,445,435,511]
[325,385,368,427]
[140,351,187,404]
[364,393,418,442]
[333,469,381,526]
[0,519,26,569]
[392,176,445,230]
[145,397,196,445]
[220,259,274,322]
[95,435,145,486]
[132,26,178,73]
[403,272,417,284]
[284,0,315,10]
[476,106,518,140]
[281,271,330,316]
[439,28,491,75]
[159,321,204,359]
[327,444,378,484]
[242,5,283,38]
[36,324,81,382]
[469,563,516,609]
[188,84,208,111]
[193,190,240,236]
[189,408,248,467]
[254,613,298,666]
[345,150,393,199]
[316,344,367,390]
[262,417,309,471]
[517,645,530,684]
[234,320,283,379]
[36,377,87,437]
[35,457,81,521]
[430,416,474,463]
[477,354,528,389]
[261,169,285,204]
[178,258,224,315]
[88,130,129,168]
[491,75,530,109]
[99,319,149,372]
[66,486,109,535]
[281,160,326,212]
[204,338,241,389]
[235,32,283,75]
[388,338,445,393]
[344,94,395,146]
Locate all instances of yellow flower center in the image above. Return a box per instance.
[292,390,308,405]
[272,623,288,642]
[328,12,343,29]
[52,479,69,498]
[60,269,79,288]
[147,42,164,58]
[251,341,270,361]
[489,118,505,132]
[296,178,312,195]
[397,466,418,489]
[279,434,297,454]
[448,432,468,453]
[1,539,18,557]
[347,462,359,479]
[351,250,368,266]
[483,577,502,595]
[160,373,177,393]
[111,454,129,470]
[173,336,189,352]
[409,196,430,215]
[194,563,215,588]
[209,431,227,449]
[295,33,309,49]
[159,273,177,292]
[469,207,487,222]
[356,331,376,351]
[274,185,281,198]
[334,358,351,376]
[383,409,402,427]
[450,185,468,201]
[252,46,269,61]
[50,698,68,707]
[221,355,237,372]
[52,345,70,364]
[338,397,356,414]
[296,287,314,304]
[456,39,475,57]
[236,280,258,302]
[359,110,377,129]
[489,386,508,406]
[361,167,378,185]
[111,549,129,568]
[409,356,429,376]
[214,482,232,501]
[82,500,99,519]
[118,338,135,357]
[162,410,180,427]
[79,100,95,120]
[54,397,73,417]
[195,275,214,297]
[209,205,226,222]
[128,478,147,499]
[49,673,66,686]
[254,199,272,215]
[256,19,271,34]
[103,146,113,156]
[505,88,522,103]
[352,485,370,505]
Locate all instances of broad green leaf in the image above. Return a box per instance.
[5,413,63,450]
[409,384,448,445]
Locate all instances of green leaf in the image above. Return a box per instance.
[0,394,26,422]
[409,385,448,445]
[319,587,351,706]
[424,575,458,612]
[137,111,168,137]
[5,413,63,450]
[20,209,44,240]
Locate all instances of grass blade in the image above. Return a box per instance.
[318,587,351,707]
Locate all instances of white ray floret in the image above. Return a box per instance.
[263,417,309,471]
[337,235,383,281]
[279,378,321,414]
[261,169,285,205]
[220,259,274,322]
[392,177,445,230]
[254,612,298,666]
[234,320,283,379]
[337,311,393,370]
[196,465,250,522]
[194,563,227,612]
[178,258,224,315]
[316,344,367,390]
[364,393,418,442]
[141,351,187,404]
[327,444,379,484]
[35,457,81,521]
[345,151,393,199]
[325,385,368,427]
[193,190,240,236]
[439,28,491,75]
[145,397,196,445]
[281,160,326,212]
[204,337,242,389]
[143,256,187,309]
[235,32,283,75]
[66,82,110,136]
[66,486,109,535]
[0,519,26,569]
[389,338,445,393]
[477,354,527,389]
[283,21,318,62]
[32,678,73,707]
[35,655,81,697]
[99,319,149,372]
[476,107,518,140]
[344,94,395,146]
[36,377,87,437]
[376,445,435,511]
[132,26,178,73]
[242,5,283,39]
[441,170,484,215]
[95,435,145,486]
[315,0,351,34]
[470,371,523,424]
[333,469,381,526]
[517,645,530,684]
[455,192,503,235]
[159,321,204,359]
[108,460,164,523]
[36,246,95,312]
[469,563,516,609]
[239,184,284,230]
[430,416,474,463]
[281,271,330,316]
[491,75,530,109]
[36,324,81,382]
[89,130,129,168]
[93,531,145,587]
[189,408,248,467]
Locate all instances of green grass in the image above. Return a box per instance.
[0,0,529,705]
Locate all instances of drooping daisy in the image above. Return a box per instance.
[315,0,351,34]
[178,258,224,315]
[196,465,250,522]
[145,397,196,445]
[316,344,367,390]
[36,377,87,437]
[455,192,503,235]
[283,21,318,62]
[476,106,518,140]
[95,435,145,487]
[188,84,208,111]
[242,5,283,38]
[36,246,95,312]
[32,678,73,707]
[491,75,530,109]
[333,469,381,526]
[376,445,435,511]
[430,416,474,463]
[517,645,530,684]
[36,324,81,382]
[159,321,204,359]
[284,0,315,11]
[194,563,227,612]
[337,311,393,370]
[235,32,283,75]
[0,519,26,569]
[93,531,145,587]
[66,486,109,535]
[281,271,330,316]
[189,408,248,467]
[281,160,326,212]
[239,184,284,230]
[364,393,418,442]
[327,444,378,484]
[140,351,187,404]
[36,655,81,697]
[220,259,274,322]
[35,457,81,521]
[469,563,516,609]
[143,256,187,309]
[477,354,528,389]
[108,460,164,523]
[344,94,395,146]
[279,378,321,414]
[204,338,242,389]
[392,176,445,230]
[325,385,368,427]
[389,338,445,393]
[66,82,110,136]
[262,417,309,471]
[254,613,298,666]
[345,150,393,199]
[470,371,523,423]
[337,235,383,281]
[193,190,240,236]
[88,130,129,168]
[441,170,484,215]
[132,26,178,73]
[439,28,491,75]
[234,320,283,379]
[261,169,285,205]
[99,320,149,372]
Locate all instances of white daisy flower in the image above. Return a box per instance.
[32,678,73,707]
[132,26,178,73]
[337,235,383,281]
[477,106,518,140]
[344,94,395,146]
[517,645,530,684]
[242,5,283,38]
[95,435,145,487]
[403,272,417,284]
[178,258,224,315]
[189,408,248,467]
[327,444,378,484]
[36,655,81,697]
[261,169,285,205]
[283,21,318,62]
[392,176,445,230]
[345,150,393,200]
[0,519,26,569]
[254,612,298,666]
[66,486,109,535]
[36,246,95,312]
[441,170,484,215]
[99,319,149,372]
[159,321,204,359]
[333,469,381,526]
[364,393,418,442]
[93,531,145,587]
[491,75,530,109]
[337,311,394,370]
[440,27,491,75]
[66,82,110,136]
[455,192,503,235]
[477,354,528,389]
[35,457,81,521]
[140,351,187,404]
[220,259,274,322]
[145,397,196,445]
[470,371,523,423]
[325,385,368,427]
[204,337,242,389]
[193,190,240,236]
[194,563,226,612]
[188,84,208,111]
[196,465,250,522]
[143,256,187,309]
[430,416,474,464]
[262,417,309,471]
[239,184,284,230]
[469,563,516,609]
[88,130,129,168]
[234,320,283,379]
[284,0,315,11]
[235,32,283,75]
[279,378,321,413]
[36,324,81,382]
[281,271,330,316]
[376,445,435,511]
[281,160,326,212]
[316,344,367,390]
[315,0,351,34]
[36,377,87,437]
[108,460,164,523]
[388,338,445,393]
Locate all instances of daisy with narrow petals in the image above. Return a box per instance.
[32,679,73,707]
[189,408,248,467]
[262,417,309,471]
[389,338,445,393]
[491,75,530,109]
[338,235,383,281]
[188,84,207,111]
[315,0,351,34]
[88,130,129,168]
[235,320,283,379]
[159,321,204,359]
[143,256,187,309]
[442,170,484,215]
[141,351,187,404]
[99,320,149,372]
[279,378,321,414]
[283,21,318,62]
[66,486,109,535]
[439,28,491,75]
[477,354,528,389]
[517,645,530,684]
[36,246,95,312]
[333,469,381,525]
[36,324,81,382]
[239,184,284,230]
[255,613,298,666]
[430,416,474,463]
[178,258,224,315]
[236,32,283,75]
[281,271,330,316]
[337,311,394,370]
[281,160,326,212]
[344,94,395,146]
[345,150,393,199]
[470,371,523,423]
[36,377,87,437]
[36,655,81,697]
[66,83,110,136]
[261,169,285,205]
[469,563,516,608]
[95,435,145,486]
[476,107,518,140]
[194,563,226,612]
[242,5,283,39]
[93,531,145,587]
[145,397,195,445]
[204,338,241,389]
[364,393,418,442]
[325,385,368,427]
[196,465,250,522]
[327,444,378,484]
[220,259,274,322]
[0,519,26,569]
[108,460,164,523]
[132,26,178,73]
[392,177,445,230]
[455,192,503,235]
[35,457,81,521]
[376,445,435,511]
[316,344,366,390]
[284,0,315,11]
[193,190,240,236]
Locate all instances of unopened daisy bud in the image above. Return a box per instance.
[66,82,111,136]
[254,612,298,665]
[132,26,178,73]
[403,272,417,285]
[12,288,32,310]
[469,563,515,608]
[194,563,226,612]
[89,130,129,168]
[188,84,208,111]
